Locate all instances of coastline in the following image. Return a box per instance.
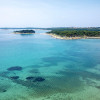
[46,33,100,40]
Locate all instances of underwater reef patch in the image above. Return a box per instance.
[26,76,35,80]
[0,83,10,93]
[7,66,22,71]
[2,89,7,92]
[26,76,45,82]
[10,76,19,80]
[33,77,45,82]
[95,86,100,89]
[0,89,7,93]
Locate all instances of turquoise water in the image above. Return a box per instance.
[0,29,100,100]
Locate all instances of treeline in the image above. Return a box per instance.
[46,27,100,31]
[48,30,100,37]
[14,30,35,33]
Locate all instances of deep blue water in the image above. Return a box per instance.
[0,29,100,100]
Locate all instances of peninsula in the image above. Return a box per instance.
[47,28,100,40]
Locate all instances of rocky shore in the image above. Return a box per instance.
[47,33,100,40]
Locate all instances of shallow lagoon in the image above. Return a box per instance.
[0,29,100,100]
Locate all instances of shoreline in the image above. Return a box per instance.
[46,33,100,40]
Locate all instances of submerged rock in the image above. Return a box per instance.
[33,77,45,82]
[2,89,7,92]
[10,76,19,80]
[26,76,45,82]
[26,76,35,80]
[96,86,100,89]
[0,85,9,93]
[7,66,22,71]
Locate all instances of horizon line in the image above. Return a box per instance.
[0,27,100,29]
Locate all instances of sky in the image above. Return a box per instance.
[0,0,100,28]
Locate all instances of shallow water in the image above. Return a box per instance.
[0,29,100,100]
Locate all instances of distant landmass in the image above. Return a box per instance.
[46,27,100,40]
[14,30,35,34]
[0,27,100,31]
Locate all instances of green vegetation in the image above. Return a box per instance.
[47,28,100,37]
[14,30,35,34]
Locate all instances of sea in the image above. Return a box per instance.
[0,29,100,100]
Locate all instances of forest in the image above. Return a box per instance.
[14,30,35,33]
[47,28,100,37]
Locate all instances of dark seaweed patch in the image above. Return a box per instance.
[10,76,19,80]
[33,77,45,82]
[2,89,7,92]
[11,79,36,88]
[96,86,100,89]
[0,84,10,93]
[7,66,22,71]
[26,76,45,82]
[26,76,35,80]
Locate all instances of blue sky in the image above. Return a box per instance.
[0,0,100,27]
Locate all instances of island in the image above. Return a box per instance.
[47,28,100,40]
[14,30,35,34]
